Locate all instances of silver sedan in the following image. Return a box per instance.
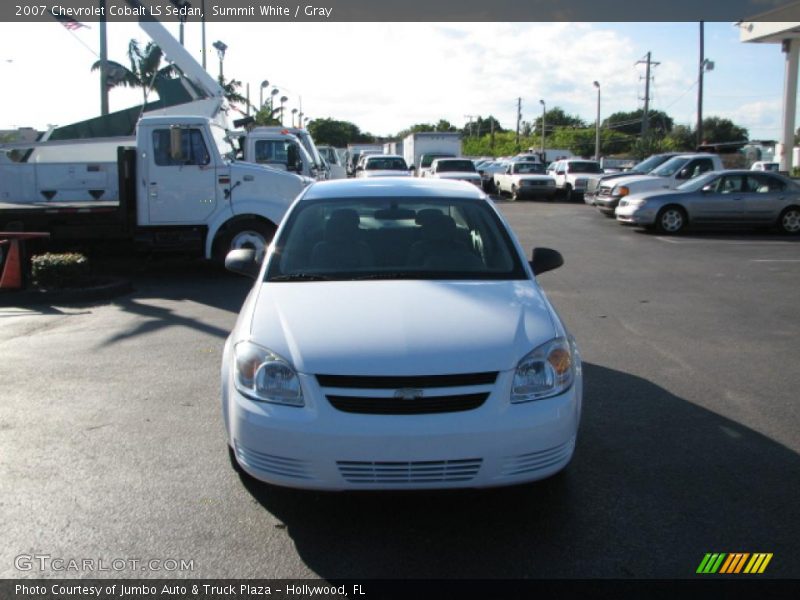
[615,170,800,235]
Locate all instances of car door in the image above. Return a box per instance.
[498,164,513,192]
[741,173,788,224]
[147,127,217,224]
[690,174,746,223]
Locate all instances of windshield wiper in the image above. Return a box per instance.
[268,273,333,282]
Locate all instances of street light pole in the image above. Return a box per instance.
[212,41,227,81]
[259,80,269,109]
[280,96,288,125]
[593,81,601,161]
[539,99,546,158]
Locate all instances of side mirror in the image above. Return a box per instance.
[408,164,415,170]
[529,247,564,276]
[169,127,184,161]
[701,184,714,193]
[225,248,260,279]
[678,168,690,179]
[356,165,363,171]
[287,144,299,171]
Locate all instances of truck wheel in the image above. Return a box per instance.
[510,185,519,202]
[564,184,573,202]
[216,219,276,265]
[655,206,687,234]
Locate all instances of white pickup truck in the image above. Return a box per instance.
[593,153,723,215]
[546,159,604,202]
[494,162,556,201]
[427,158,482,187]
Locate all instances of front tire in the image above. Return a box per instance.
[510,185,519,202]
[777,206,800,234]
[215,219,276,265]
[655,206,687,234]
[564,184,573,202]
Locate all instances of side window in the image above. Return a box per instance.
[749,174,785,192]
[152,128,210,167]
[683,158,714,179]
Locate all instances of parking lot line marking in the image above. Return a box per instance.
[656,237,798,246]
[750,259,800,262]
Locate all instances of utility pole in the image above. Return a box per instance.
[515,98,522,149]
[697,22,705,148]
[99,0,108,116]
[636,52,659,138]
[490,117,495,150]
[464,115,474,137]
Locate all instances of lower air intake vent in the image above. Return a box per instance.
[337,459,482,484]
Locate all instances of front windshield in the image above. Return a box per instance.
[436,160,476,172]
[652,157,690,177]
[265,197,527,281]
[366,157,408,170]
[210,125,236,162]
[676,172,718,192]
[568,161,602,174]
[633,154,672,173]
[421,154,453,168]
[514,163,545,174]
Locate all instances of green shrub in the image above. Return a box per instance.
[31,253,90,289]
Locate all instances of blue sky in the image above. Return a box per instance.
[0,20,793,140]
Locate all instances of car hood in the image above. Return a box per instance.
[434,172,482,180]
[362,170,412,178]
[248,280,556,375]
[601,174,669,190]
[514,175,554,182]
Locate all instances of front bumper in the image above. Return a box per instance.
[225,369,582,490]
[516,183,557,198]
[594,195,623,214]
[615,203,657,226]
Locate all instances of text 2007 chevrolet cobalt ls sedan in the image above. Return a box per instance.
[221,177,582,490]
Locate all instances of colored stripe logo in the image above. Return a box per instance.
[696,553,773,574]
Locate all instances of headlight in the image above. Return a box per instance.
[627,197,648,207]
[233,341,304,406]
[614,185,630,197]
[511,337,575,403]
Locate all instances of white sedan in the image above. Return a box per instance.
[222,177,582,490]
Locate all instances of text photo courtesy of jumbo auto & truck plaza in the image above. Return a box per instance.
[2,1,800,600]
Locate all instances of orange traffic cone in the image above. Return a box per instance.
[0,239,22,290]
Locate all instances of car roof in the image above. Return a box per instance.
[365,154,404,160]
[302,177,487,200]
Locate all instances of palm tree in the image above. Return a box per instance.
[218,75,248,107]
[92,39,177,106]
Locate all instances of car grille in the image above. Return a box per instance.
[317,372,497,389]
[586,178,601,194]
[317,372,497,415]
[327,393,488,415]
[337,458,482,484]
[597,185,614,197]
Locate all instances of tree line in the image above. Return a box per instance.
[99,39,753,159]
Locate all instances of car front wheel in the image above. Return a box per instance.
[655,206,687,234]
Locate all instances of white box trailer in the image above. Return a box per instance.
[403,132,462,176]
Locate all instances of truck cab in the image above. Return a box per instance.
[240,129,320,180]
[250,126,328,180]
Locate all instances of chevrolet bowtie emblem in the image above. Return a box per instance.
[394,388,424,401]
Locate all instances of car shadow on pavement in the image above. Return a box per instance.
[238,362,800,579]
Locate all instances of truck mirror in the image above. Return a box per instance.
[287,144,299,171]
[408,164,415,170]
[169,127,184,161]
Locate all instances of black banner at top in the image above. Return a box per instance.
[3,0,800,23]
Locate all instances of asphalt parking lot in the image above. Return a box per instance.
[1,199,798,579]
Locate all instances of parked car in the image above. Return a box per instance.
[751,161,780,172]
[585,152,683,206]
[494,161,556,201]
[355,154,411,178]
[594,153,723,216]
[418,153,457,178]
[222,177,582,490]
[427,158,483,187]
[615,170,800,235]
[547,159,604,202]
